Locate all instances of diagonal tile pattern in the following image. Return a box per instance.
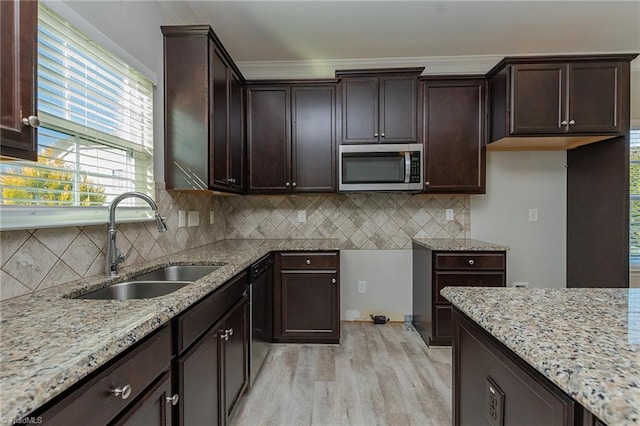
[223,193,469,249]
[0,189,469,301]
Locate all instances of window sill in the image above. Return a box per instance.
[0,206,156,231]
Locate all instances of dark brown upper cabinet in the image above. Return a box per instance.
[246,82,336,194]
[336,68,423,144]
[487,54,636,150]
[1,0,38,161]
[162,25,245,193]
[422,77,486,194]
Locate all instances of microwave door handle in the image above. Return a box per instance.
[404,152,411,183]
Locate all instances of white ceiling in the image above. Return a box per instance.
[163,1,640,78]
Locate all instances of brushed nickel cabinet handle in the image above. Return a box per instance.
[331,278,336,284]
[468,259,475,266]
[22,116,40,128]
[166,394,179,405]
[561,120,568,126]
[568,119,575,125]
[305,259,311,265]
[112,384,132,400]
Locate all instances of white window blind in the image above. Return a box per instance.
[630,129,640,262]
[0,3,153,212]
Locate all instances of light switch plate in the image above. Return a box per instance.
[178,210,186,228]
[209,210,215,224]
[297,210,306,223]
[188,211,199,227]
[528,208,538,222]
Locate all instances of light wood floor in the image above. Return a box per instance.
[229,322,452,426]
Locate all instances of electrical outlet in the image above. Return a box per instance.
[297,210,306,223]
[513,282,529,288]
[209,210,215,224]
[178,210,186,228]
[445,209,454,221]
[528,208,538,222]
[357,280,367,294]
[485,377,504,426]
[188,211,199,227]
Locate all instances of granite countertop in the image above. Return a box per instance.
[441,287,640,426]
[413,238,509,251]
[0,239,339,424]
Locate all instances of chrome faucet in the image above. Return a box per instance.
[106,191,168,276]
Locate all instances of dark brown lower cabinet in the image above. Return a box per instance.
[453,308,605,426]
[175,272,248,426]
[34,326,173,425]
[114,371,174,426]
[413,242,506,347]
[273,252,340,343]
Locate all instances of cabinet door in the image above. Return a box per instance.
[211,48,230,190]
[341,77,379,144]
[163,30,210,190]
[223,297,248,421]
[510,64,566,134]
[0,0,38,161]
[177,322,222,426]
[114,371,174,426]
[292,85,336,192]
[228,73,244,191]
[423,80,485,193]
[380,75,418,143]
[568,62,621,133]
[277,271,339,342]
[247,86,291,192]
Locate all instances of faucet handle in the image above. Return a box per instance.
[116,249,125,264]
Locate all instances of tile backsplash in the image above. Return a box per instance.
[222,193,469,249]
[0,189,224,300]
[0,191,468,301]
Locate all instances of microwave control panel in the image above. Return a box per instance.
[410,152,421,183]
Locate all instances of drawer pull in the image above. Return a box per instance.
[112,384,132,400]
[468,259,475,266]
[166,394,180,406]
[305,259,311,265]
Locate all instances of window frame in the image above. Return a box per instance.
[0,2,157,231]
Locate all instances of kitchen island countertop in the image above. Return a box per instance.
[441,286,640,426]
[413,238,509,251]
[0,239,339,424]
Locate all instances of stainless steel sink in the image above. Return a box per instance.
[75,264,225,300]
[76,281,191,300]
[131,265,224,282]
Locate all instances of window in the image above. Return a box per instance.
[630,129,640,263]
[0,3,154,228]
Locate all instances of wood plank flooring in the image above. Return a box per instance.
[229,322,452,426]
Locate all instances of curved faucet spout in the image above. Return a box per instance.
[106,192,168,276]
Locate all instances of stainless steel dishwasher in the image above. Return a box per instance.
[248,253,273,386]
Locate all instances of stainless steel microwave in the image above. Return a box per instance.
[339,144,423,192]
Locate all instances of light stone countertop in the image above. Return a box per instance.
[0,239,339,424]
[412,237,509,251]
[441,286,640,426]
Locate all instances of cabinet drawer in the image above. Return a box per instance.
[435,272,505,303]
[279,252,338,270]
[435,252,505,270]
[39,326,171,425]
[177,271,247,354]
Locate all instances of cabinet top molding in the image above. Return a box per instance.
[161,24,245,82]
[335,67,425,78]
[486,53,638,78]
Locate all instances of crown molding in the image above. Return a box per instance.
[237,52,640,80]
[156,1,198,25]
[236,55,503,79]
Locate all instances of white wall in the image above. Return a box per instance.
[340,250,412,322]
[471,151,567,288]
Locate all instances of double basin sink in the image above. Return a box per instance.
[76,265,225,300]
